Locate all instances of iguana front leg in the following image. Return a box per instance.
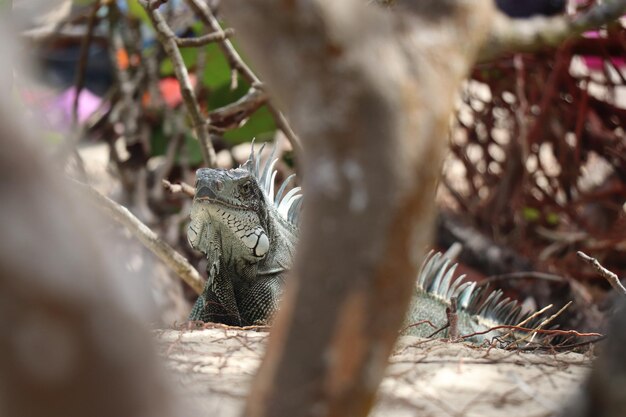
[238,275,285,325]
[189,268,242,326]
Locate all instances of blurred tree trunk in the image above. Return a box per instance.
[0,32,172,417]
[222,1,494,416]
[562,302,626,417]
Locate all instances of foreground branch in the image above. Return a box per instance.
[77,181,204,295]
[222,1,494,416]
[481,0,626,61]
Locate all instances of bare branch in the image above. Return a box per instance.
[76,180,205,295]
[184,0,302,153]
[140,0,217,167]
[458,325,603,341]
[72,0,102,127]
[577,251,626,297]
[185,0,260,84]
[481,0,626,61]
[208,87,268,130]
[175,28,235,47]
[162,179,195,197]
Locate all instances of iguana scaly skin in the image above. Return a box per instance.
[188,144,545,341]
[187,144,300,325]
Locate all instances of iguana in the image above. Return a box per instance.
[188,144,545,342]
[187,144,300,325]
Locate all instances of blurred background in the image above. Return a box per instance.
[9,0,626,334]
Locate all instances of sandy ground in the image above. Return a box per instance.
[158,328,591,417]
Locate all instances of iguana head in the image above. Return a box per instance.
[187,167,271,262]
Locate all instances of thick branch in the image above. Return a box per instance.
[481,0,626,61]
[77,181,205,295]
[222,1,494,417]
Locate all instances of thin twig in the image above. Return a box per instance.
[267,104,303,154]
[72,0,102,128]
[477,271,566,287]
[185,0,259,83]
[499,303,554,341]
[508,302,573,349]
[175,28,235,47]
[399,319,437,334]
[163,179,196,197]
[74,180,205,295]
[577,251,626,297]
[146,0,169,10]
[459,324,602,341]
[140,0,217,167]
[184,0,302,153]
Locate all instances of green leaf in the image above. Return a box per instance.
[150,120,204,166]
[160,48,198,76]
[201,44,232,88]
[204,83,277,145]
[224,105,276,144]
[546,212,560,226]
[522,207,541,222]
[127,0,150,23]
[184,132,204,166]
[72,0,98,5]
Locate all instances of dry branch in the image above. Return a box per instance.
[72,0,102,127]
[175,28,234,47]
[208,87,269,130]
[140,0,217,167]
[577,251,626,297]
[184,0,302,153]
[162,179,195,197]
[76,180,205,295]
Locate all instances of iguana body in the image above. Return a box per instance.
[188,144,543,341]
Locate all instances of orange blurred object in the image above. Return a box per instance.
[116,48,129,70]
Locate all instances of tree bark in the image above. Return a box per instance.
[0,26,172,417]
[221,1,494,416]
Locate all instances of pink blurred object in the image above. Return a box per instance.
[579,30,626,70]
[22,86,107,131]
[581,56,626,71]
[54,87,106,125]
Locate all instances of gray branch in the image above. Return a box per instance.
[77,180,205,295]
[481,0,626,61]
[184,0,303,153]
[577,251,626,297]
[175,28,235,47]
[140,0,217,167]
